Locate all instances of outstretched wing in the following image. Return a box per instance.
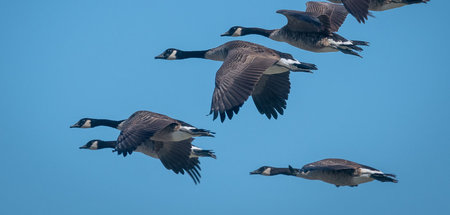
[277,9,331,33]
[154,138,202,184]
[306,1,348,32]
[302,158,361,175]
[252,72,291,119]
[115,111,177,156]
[340,0,370,23]
[210,49,278,122]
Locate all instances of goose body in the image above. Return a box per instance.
[71,110,215,184]
[250,158,398,187]
[327,0,430,23]
[155,40,317,122]
[221,2,369,57]
[80,139,217,159]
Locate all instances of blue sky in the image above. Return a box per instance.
[1,0,449,214]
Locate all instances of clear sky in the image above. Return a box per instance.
[1,0,449,214]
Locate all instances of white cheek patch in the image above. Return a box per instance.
[262,168,271,176]
[81,120,91,128]
[232,28,242,37]
[90,141,98,150]
[168,50,178,60]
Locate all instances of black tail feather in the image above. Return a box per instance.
[352,40,370,46]
[192,149,217,159]
[371,173,398,183]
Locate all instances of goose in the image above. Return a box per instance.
[79,139,217,159]
[155,40,317,122]
[327,0,430,23]
[71,110,215,184]
[250,158,398,187]
[221,2,369,57]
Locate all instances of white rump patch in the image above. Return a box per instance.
[191,145,201,151]
[328,39,352,47]
[279,58,301,66]
[360,168,383,176]
[264,58,301,73]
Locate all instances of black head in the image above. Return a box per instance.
[221,26,244,37]
[79,139,102,150]
[250,166,273,175]
[70,118,93,128]
[155,48,181,60]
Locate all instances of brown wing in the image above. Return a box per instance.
[341,0,370,23]
[277,9,330,33]
[302,158,360,175]
[306,1,348,32]
[252,72,291,119]
[154,138,202,184]
[210,49,278,122]
[115,111,178,156]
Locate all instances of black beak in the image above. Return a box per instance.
[249,170,261,175]
[70,124,79,128]
[220,32,231,37]
[79,145,88,149]
[154,54,165,59]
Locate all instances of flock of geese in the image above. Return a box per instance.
[72,0,429,187]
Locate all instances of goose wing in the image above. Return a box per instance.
[340,0,370,23]
[115,111,178,156]
[252,72,291,119]
[277,9,331,33]
[154,138,202,184]
[210,49,278,122]
[303,158,360,175]
[306,1,348,32]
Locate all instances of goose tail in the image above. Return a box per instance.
[191,147,217,159]
[370,173,398,183]
[181,126,216,137]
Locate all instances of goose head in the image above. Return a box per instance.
[250,166,274,176]
[155,48,181,60]
[70,118,93,128]
[79,140,101,150]
[221,26,244,37]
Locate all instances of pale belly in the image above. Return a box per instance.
[135,142,159,159]
[264,65,289,75]
[151,130,192,142]
[285,40,338,53]
[270,32,338,53]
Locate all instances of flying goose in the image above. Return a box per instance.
[250,158,398,187]
[71,110,215,184]
[80,139,217,159]
[327,0,430,23]
[155,40,317,122]
[221,2,369,57]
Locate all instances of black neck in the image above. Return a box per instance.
[242,27,275,38]
[270,168,293,176]
[98,141,117,149]
[177,50,208,59]
[92,119,124,129]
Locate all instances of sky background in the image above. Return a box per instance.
[1,0,449,214]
